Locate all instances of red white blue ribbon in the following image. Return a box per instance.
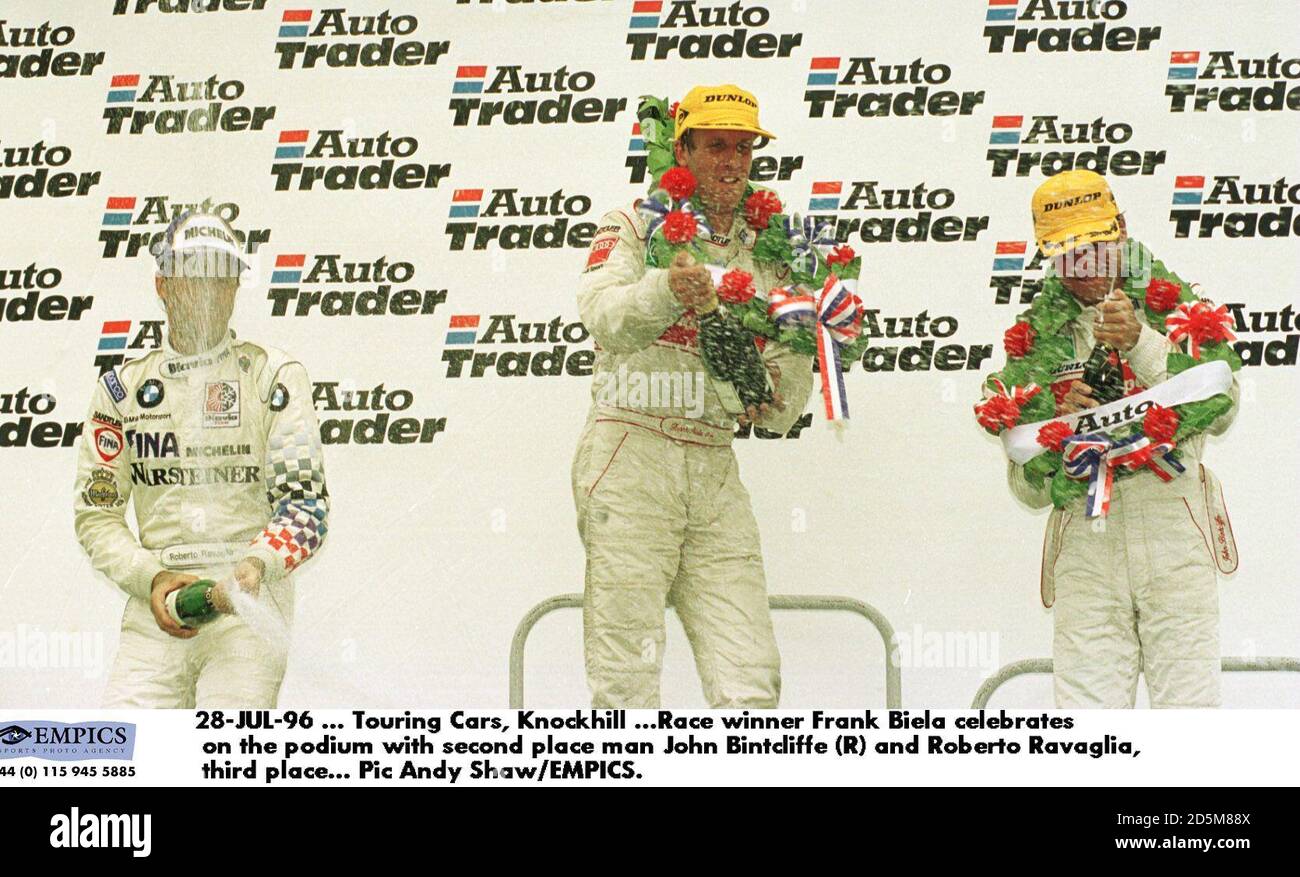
[1063,432,1186,517]
[769,275,860,420]
[782,213,837,277]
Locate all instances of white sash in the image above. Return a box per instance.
[1001,360,1233,465]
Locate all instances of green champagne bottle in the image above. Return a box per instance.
[1080,343,1126,405]
[697,305,773,411]
[164,579,220,628]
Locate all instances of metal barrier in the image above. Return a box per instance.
[970,657,1300,708]
[509,593,901,708]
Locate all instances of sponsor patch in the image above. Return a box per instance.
[137,379,164,408]
[93,425,123,463]
[82,468,122,508]
[102,370,127,403]
[203,380,240,428]
[585,235,618,270]
[269,382,289,413]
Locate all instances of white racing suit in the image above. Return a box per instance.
[74,330,328,708]
[573,202,814,708]
[1008,305,1238,708]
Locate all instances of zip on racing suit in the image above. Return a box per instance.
[75,330,328,708]
[1007,282,1238,708]
[572,200,814,709]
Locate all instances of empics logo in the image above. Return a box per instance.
[444,186,598,251]
[985,113,1166,178]
[988,240,1047,304]
[313,381,445,445]
[442,312,593,378]
[269,128,450,192]
[1170,174,1300,239]
[803,55,985,119]
[1165,50,1300,112]
[102,71,276,135]
[0,263,92,324]
[982,0,1160,54]
[97,195,270,259]
[268,252,446,317]
[274,6,448,70]
[0,18,104,79]
[627,0,801,62]
[448,64,627,127]
[1,137,101,199]
[807,180,990,244]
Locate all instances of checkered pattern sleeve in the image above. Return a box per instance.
[245,362,329,581]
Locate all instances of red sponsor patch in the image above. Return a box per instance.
[586,236,617,269]
[94,425,123,463]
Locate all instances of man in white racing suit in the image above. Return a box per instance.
[573,84,814,708]
[75,211,329,708]
[1007,171,1238,708]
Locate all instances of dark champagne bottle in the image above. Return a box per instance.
[1080,343,1126,405]
[164,579,220,628]
[696,306,773,411]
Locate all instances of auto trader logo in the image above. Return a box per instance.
[448,64,628,127]
[101,71,277,136]
[803,54,985,119]
[626,0,802,62]
[269,127,451,192]
[272,5,449,70]
[982,0,1162,54]
[0,720,135,761]
[988,239,1047,304]
[985,113,1165,178]
[441,311,594,377]
[1165,49,1300,113]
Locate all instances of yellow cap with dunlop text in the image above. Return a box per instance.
[1031,170,1122,257]
[674,84,776,141]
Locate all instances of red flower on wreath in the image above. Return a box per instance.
[974,380,1041,434]
[1145,278,1182,313]
[1003,321,1036,358]
[744,190,783,230]
[660,166,696,202]
[1165,301,1237,359]
[662,210,698,244]
[1036,421,1074,453]
[717,269,756,304]
[826,245,856,267]
[975,396,1023,433]
[1142,404,1180,444]
[669,101,680,121]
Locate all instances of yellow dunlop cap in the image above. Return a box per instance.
[1031,170,1122,257]
[675,84,775,141]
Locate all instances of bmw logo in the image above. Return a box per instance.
[269,383,289,412]
[137,379,164,408]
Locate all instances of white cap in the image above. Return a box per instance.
[152,210,249,279]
